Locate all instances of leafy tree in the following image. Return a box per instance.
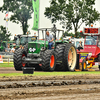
[64,31,85,38]
[44,0,100,37]
[0,0,33,35]
[64,32,75,37]
[0,25,11,41]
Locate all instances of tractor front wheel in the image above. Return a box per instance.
[41,50,56,71]
[14,49,27,71]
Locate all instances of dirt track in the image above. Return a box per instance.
[0,67,100,100]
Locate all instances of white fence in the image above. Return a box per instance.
[0,54,13,63]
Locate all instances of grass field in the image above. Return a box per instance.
[0,63,98,68]
[0,63,99,77]
[0,63,14,67]
[0,71,100,77]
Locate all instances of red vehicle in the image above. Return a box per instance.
[77,26,100,71]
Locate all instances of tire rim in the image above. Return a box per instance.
[50,55,55,68]
[68,49,73,66]
[68,46,76,70]
[22,54,26,67]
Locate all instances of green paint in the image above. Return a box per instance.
[28,40,48,54]
[32,0,39,30]
[28,39,69,54]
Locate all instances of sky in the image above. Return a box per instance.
[0,0,100,40]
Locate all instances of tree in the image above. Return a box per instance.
[0,0,33,35]
[0,25,11,41]
[64,32,74,37]
[44,0,100,37]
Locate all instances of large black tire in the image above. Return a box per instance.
[98,54,100,70]
[75,54,80,69]
[13,49,27,71]
[41,50,56,71]
[24,43,28,53]
[55,44,66,71]
[82,59,87,71]
[63,43,77,71]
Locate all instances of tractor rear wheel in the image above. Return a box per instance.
[82,59,87,71]
[63,43,77,71]
[75,54,80,69]
[41,50,56,71]
[14,49,27,71]
[55,44,66,71]
[98,54,100,70]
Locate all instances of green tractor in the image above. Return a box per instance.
[0,41,15,52]
[13,25,77,71]
[14,34,37,50]
[0,41,7,52]
[8,41,16,48]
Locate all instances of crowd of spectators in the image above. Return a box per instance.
[5,44,16,53]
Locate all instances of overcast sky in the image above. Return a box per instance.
[0,0,100,40]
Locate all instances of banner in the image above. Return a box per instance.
[32,0,39,30]
[5,11,9,34]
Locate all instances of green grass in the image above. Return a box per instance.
[0,63,14,67]
[0,63,98,68]
[0,71,100,77]
[0,64,99,77]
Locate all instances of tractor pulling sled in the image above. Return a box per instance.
[13,25,77,71]
[76,26,100,71]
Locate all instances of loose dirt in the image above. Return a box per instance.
[0,67,100,100]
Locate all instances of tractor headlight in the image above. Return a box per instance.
[88,53,92,56]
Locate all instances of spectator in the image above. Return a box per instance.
[19,45,23,49]
[5,44,11,52]
[11,45,16,53]
[46,31,54,50]
[77,41,83,50]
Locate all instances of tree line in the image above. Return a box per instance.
[0,0,100,40]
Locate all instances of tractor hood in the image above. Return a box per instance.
[28,40,48,54]
[79,45,99,57]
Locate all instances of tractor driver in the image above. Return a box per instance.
[46,31,54,50]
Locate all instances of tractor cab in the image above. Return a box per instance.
[14,34,37,49]
[79,27,100,56]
